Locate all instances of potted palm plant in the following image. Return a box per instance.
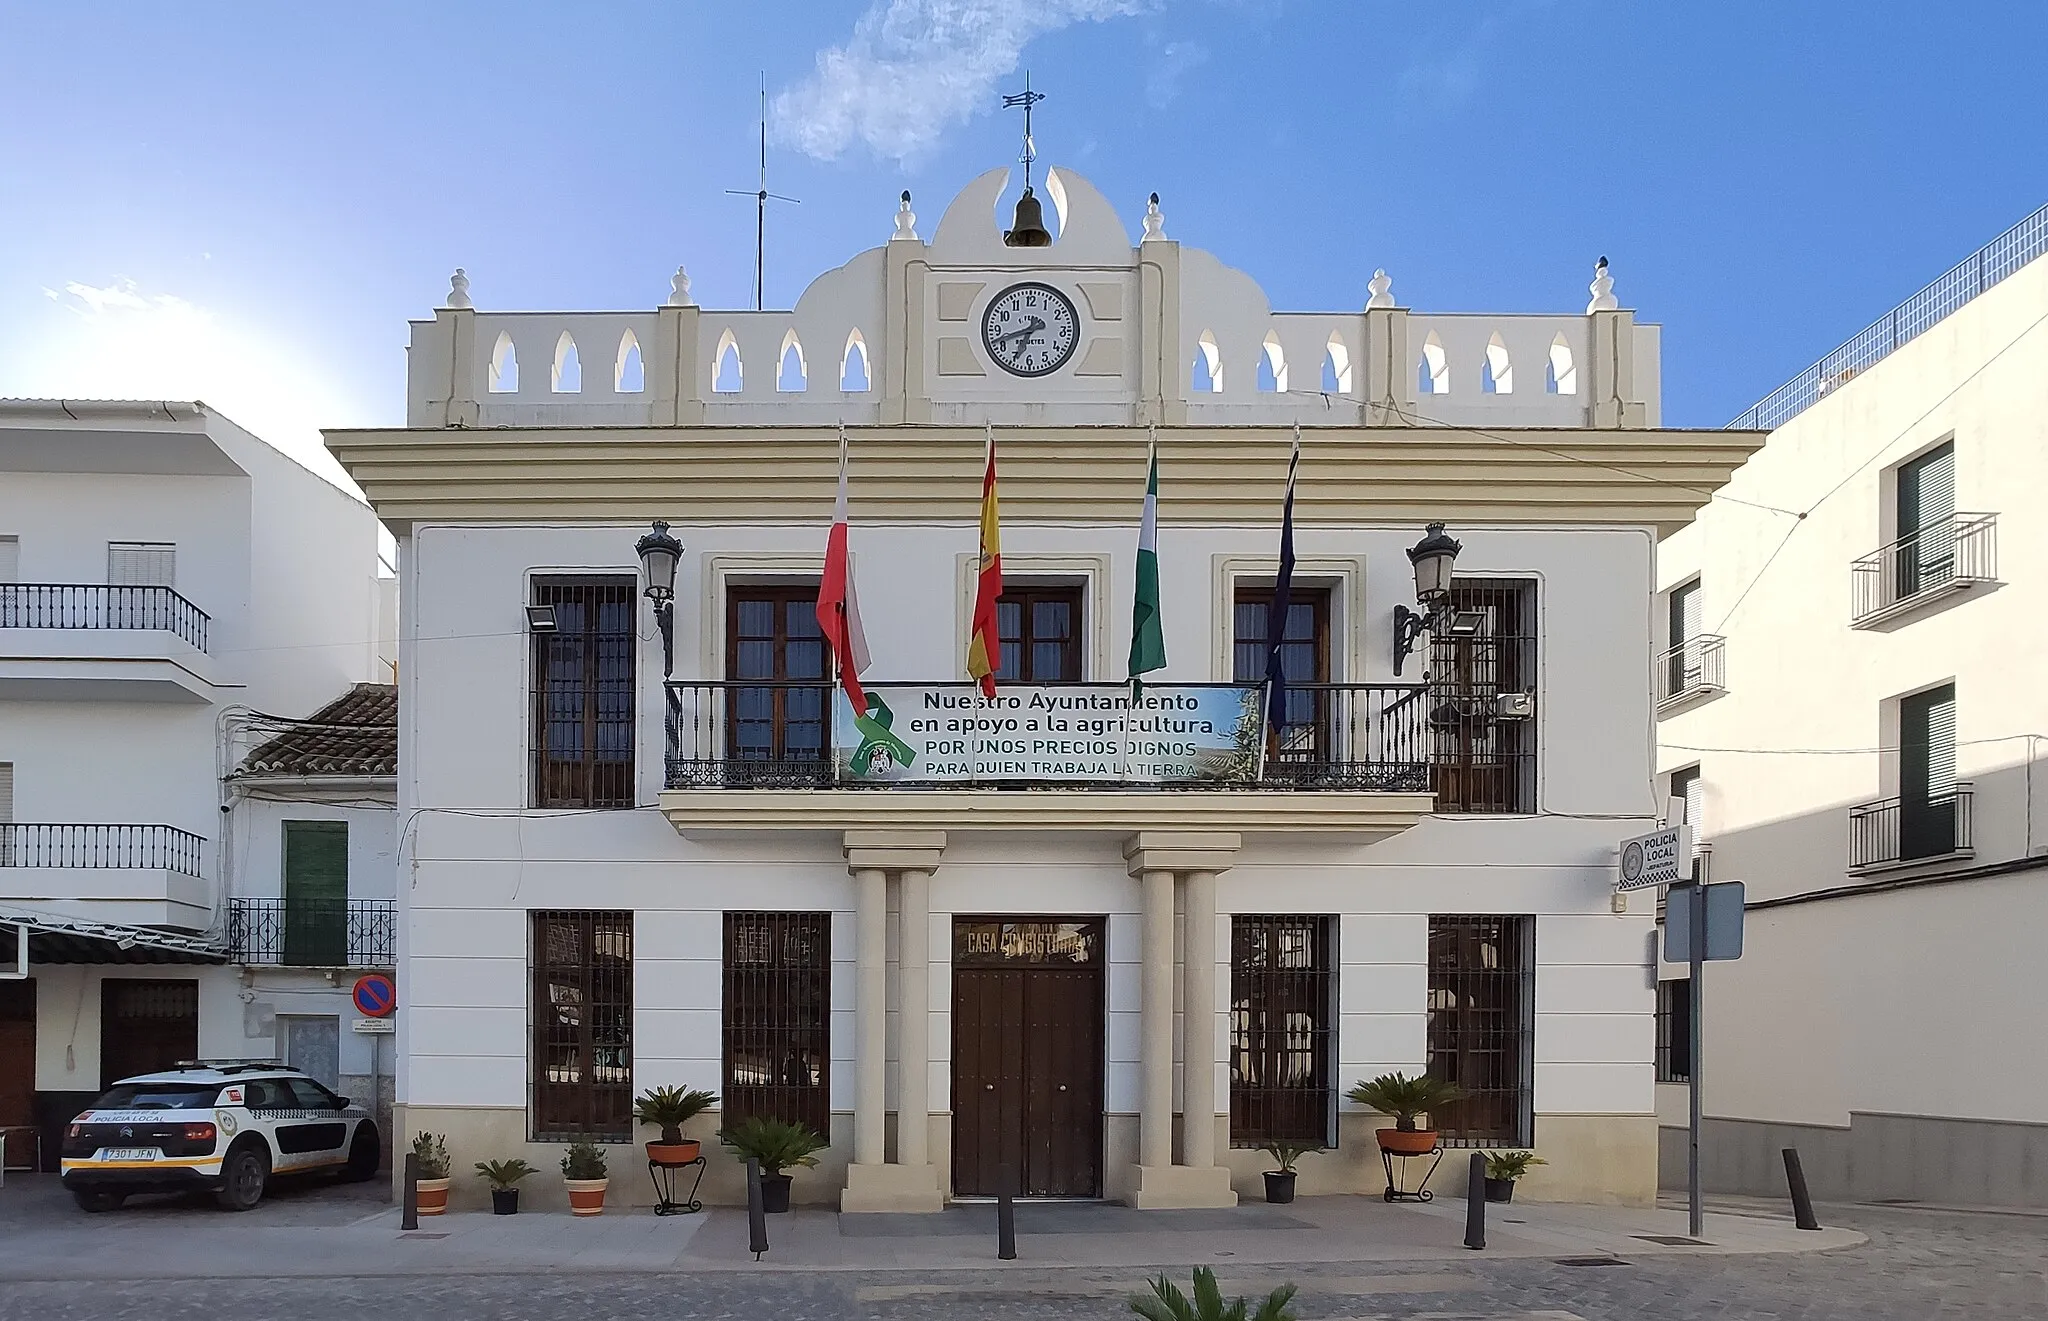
[633,1085,718,1164]
[1347,1072,1466,1156]
[718,1115,826,1213]
[474,1157,538,1215]
[1483,1150,1546,1203]
[410,1131,451,1215]
[560,1139,609,1216]
[1257,1140,1320,1204]
[1131,1267,1298,1321]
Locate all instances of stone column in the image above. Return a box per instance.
[852,865,888,1168]
[1138,866,1176,1171]
[1179,868,1219,1170]
[897,866,932,1168]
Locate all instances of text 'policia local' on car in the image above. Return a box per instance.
[60,1062,380,1212]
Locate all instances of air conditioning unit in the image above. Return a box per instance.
[1494,691,1535,719]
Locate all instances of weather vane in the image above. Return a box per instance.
[726,74,800,311]
[1002,72,1046,195]
[1000,73,1052,247]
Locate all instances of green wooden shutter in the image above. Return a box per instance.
[282,820,349,965]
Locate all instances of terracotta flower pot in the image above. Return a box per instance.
[564,1177,609,1216]
[1375,1127,1439,1156]
[646,1139,701,1165]
[414,1177,451,1215]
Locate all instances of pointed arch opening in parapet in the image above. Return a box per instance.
[1418,332,1449,395]
[776,329,807,392]
[712,329,743,393]
[1322,333,1352,394]
[615,329,644,393]
[1191,331,1223,393]
[552,331,582,393]
[1258,333,1288,393]
[1481,332,1512,395]
[1546,333,1578,395]
[841,329,872,392]
[488,331,518,393]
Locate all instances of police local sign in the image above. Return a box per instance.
[1617,824,1692,891]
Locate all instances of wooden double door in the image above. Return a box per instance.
[951,918,1104,1198]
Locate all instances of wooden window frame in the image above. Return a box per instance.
[1425,914,1534,1147]
[531,576,637,809]
[1230,583,1332,685]
[995,583,1085,683]
[724,584,831,768]
[1228,915,1337,1147]
[529,910,634,1140]
[280,820,348,967]
[721,912,832,1135]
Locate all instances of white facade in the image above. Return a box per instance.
[333,170,1757,1212]
[1654,207,2048,1207]
[0,401,395,1171]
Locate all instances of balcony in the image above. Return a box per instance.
[0,584,226,701]
[1849,514,1998,629]
[0,824,212,928]
[655,680,1537,840]
[228,898,395,968]
[1655,635,1726,713]
[1847,786,1974,874]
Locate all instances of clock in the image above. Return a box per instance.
[981,282,1080,377]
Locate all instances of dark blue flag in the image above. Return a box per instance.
[1264,430,1301,736]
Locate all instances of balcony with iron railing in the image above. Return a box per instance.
[228,898,395,968]
[0,583,225,701]
[1656,635,1726,712]
[0,824,211,928]
[1849,514,1997,628]
[1848,786,1974,873]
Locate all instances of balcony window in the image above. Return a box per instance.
[1669,765,1704,880]
[1852,443,1996,626]
[228,898,394,968]
[531,577,636,809]
[1658,578,1725,709]
[1850,683,1972,872]
[996,585,1083,682]
[1429,581,1537,813]
[726,585,830,774]
[1233,584,1332,779]
[280,821,347,966]
[106,542,176,589]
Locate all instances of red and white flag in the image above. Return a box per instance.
[816,427,872,716]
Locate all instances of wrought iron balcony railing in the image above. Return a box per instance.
[1849,513,1997,626]
[664,680,1539,811]
[0,583,212,652]
[0,824,205,875]
[1656,635,1726,707]
[228,898,396,968]
[1847,785,1974,873]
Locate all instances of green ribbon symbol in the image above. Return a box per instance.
[851,693,918,777]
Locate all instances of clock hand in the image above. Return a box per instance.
[992,317,1047,349]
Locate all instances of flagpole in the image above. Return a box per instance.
[1259,423,1302,783]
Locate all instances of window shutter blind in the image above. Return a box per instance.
[283,821,349,903]
[107,542,176,588]
[1669,580,1700,648]
[0,763,13,824]
[0,536,17,582]
[1684,774,1705,852]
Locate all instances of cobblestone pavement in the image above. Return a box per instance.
[3,1202,2044,1321]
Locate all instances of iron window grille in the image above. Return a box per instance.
[1426,914,1535,1146]
[1229,915,1337,1147]
[531,578,636,809]
[1655,978,1693,1084]
[530,910,634,1139]
[723,912,831,1136]
[1427,581,1537,814]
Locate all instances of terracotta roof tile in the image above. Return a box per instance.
[240,683,397,777]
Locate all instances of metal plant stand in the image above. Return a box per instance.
[1380,1145,1444,1202]
[648,1154,708,1215]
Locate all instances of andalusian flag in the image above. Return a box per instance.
[816,427,871,716]
[1127,430,1165,693]
[965,427,1004,698]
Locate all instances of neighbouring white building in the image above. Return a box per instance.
[0,401,396,1174]
[329,168,1759,1212]
[1653,203,2048,1208]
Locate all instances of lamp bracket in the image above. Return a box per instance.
[1392,603,1439,676]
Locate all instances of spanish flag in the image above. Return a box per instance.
[965,427,1004,697]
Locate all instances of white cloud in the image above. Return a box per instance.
[774,0,1157,163]
[1145,40,1208,109]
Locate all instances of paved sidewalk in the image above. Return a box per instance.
[0,1174,1860,1281]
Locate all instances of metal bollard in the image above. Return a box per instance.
[1463,1152,1486,1251]
[400,1151,419,1231]
[1781,1147,1821,1231]
[746,1158,769,1260]
[997,1163,1018,1260]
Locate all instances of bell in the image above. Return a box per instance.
[1003,187,1053,247]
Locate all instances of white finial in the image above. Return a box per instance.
[445,268,472,309]
[665,265,694,307]
[1366,268,1394,308]
[1587,255,1616,312]
[893,190,918,240]
[1142,192,1165,241]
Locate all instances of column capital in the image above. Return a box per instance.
[1122,831,1240,878]
[843,829,947,873]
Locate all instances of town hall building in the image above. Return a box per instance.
[326,166,1761,1211]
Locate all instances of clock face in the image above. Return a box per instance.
[981,282,1080,377]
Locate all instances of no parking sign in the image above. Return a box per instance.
[352,973,396,1018]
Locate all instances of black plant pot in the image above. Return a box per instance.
[1263,1171,1297,1204]
[491,1187,519,1215]
[761,1172,793,1213]
[1484,1177,1515,1203]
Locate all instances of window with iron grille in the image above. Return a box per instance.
[530,910,633,1139]
[1655,978,1693,1084]
[1229,915,1336,1147]
[723,912,831,1135]
[1426,914,1533,1146]
[1428,580,1536,813]
[727,586,829,767]
[996,585,1084,682]
[531,578,636,808]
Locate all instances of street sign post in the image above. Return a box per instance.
[1666,878,1744,1240]
[1664,880,1746,962]
[1617,824,1691,891]
[352,973,396,1019]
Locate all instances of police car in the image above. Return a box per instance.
[60,1062,380,1212]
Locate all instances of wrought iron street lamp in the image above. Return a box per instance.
[1392,522,1470,676]
[635,520,683,678]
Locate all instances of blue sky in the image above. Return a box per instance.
[2,1,2044,489]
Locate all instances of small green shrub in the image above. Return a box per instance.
[718,1115,827,1175]
[1484,1150,1547,1181]
[1257,1139,1321,1174]
[559,1140,608,1181]
[632,1085,719,1144]
[409,1131,450,1180]
[473,1158,538,1189]
[1345,1072,1466,1131]
[1130,1266,1298,1321]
